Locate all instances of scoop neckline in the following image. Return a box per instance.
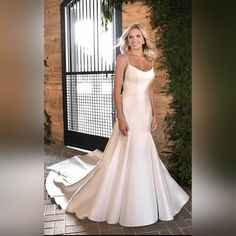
[128,64,153,73]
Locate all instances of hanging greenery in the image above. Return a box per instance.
[101,0,192,187]
[44,109,52,145]
[44,58,53,145]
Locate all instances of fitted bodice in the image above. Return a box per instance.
[122,64,155,97]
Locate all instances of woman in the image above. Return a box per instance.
[46,23,189,227]
[114,23,157,137]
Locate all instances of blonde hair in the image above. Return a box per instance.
[116,23,157,61]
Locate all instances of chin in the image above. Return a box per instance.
[132,45,141,49]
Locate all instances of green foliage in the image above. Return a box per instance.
[101,0,135,29]
[101,0,192,187]
[145,0,192,187]
[44,109,52,145]
[44,58,53,145]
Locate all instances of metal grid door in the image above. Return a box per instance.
[60,0,122,151]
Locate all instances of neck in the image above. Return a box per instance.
[129,49,144,57]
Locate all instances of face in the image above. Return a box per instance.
[127,28,145,50]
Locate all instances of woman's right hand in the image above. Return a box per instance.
[118,116,129,136]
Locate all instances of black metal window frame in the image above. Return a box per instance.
[60,0,122,151]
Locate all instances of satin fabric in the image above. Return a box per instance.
[46,58,189,227]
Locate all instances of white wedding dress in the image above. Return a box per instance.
[46,55,190,227]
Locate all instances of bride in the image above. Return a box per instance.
[46,23,190,227]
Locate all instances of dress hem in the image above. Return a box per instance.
[46,172,190,227]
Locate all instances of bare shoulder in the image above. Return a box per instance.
[116,54,128,65]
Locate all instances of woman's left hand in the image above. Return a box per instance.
[151,117,157,132]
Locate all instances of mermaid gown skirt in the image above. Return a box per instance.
[46,63,189,227]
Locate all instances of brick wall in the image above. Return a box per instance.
[44,0,63,142]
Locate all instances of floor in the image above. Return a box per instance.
[44,143,192,235]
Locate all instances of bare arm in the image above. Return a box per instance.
[149,79,157,132]
[113,54,129,135]
[149,80,156,118]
